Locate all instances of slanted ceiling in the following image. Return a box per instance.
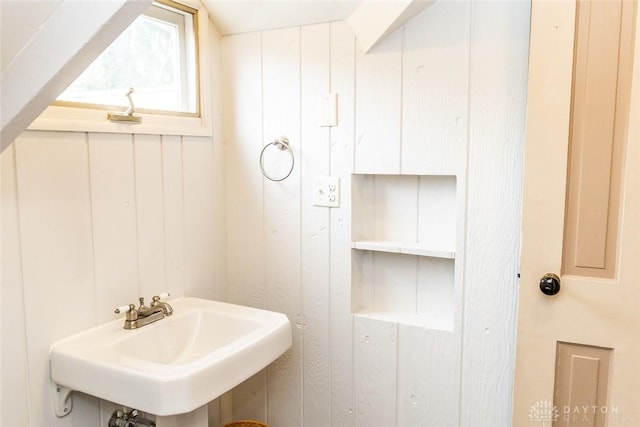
[202,0,435,51]
[203,0,363,35]
[0,0,433,150]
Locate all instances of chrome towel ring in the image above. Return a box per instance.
[259,137,294,182]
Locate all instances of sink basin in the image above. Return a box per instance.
[50,297,292,416]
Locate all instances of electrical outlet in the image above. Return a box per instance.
[313,177,340,208]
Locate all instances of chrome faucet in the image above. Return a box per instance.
[114,293,173,330]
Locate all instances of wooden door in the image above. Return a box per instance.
[513,1,639,426]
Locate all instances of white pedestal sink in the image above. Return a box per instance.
[49,297,291,421]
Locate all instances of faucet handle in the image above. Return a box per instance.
[151,292,170,304]
[114,304,135,314]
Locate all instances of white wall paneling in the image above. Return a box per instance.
[209,21,228,312]
[223,0,528,425]
[222,30,269,423]
[262,27,304,427]
[161,135,186,299]
[1,129,225,426]
[89,133,139,324]
[183,136,218,300]
[353,316,397,426]
[300,23,332,427]
[354,28,402,173]
[1,143,31,427]
[401,0,470,175]
[329,21,357,427]
[460,1,530,426]
[14,131,97,426]
[134,134,167,298]
[396,326,460,426]
[223,31,266,310]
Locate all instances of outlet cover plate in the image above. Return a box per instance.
[313,177,340,208]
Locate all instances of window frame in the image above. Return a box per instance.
[29,0,212,137]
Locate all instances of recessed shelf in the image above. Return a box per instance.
[352,240,455,259]
[351,173,458,330]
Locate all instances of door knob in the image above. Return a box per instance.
[540,273,561,296]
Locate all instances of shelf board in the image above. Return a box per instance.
[354,310,454,332]
[351,240,455,259]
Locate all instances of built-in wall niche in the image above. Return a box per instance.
[351,174,456,330]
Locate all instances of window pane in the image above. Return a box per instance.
[57,2,197,114]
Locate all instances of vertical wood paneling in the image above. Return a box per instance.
[88,133,139,323]
[232,371,268,422]
[462,1,530,426]
[373,175,418,241]
[209,22,227,306]
[300,23,332,427]
[134,134,167,297]
[222,31,269,423]
[262,27,303,427]
[418,176,457,250]
[223,31,266,309]
[15,131,95,426]
[401,0,471,175]
[72,394,100,426]
[354,316,397,426]
[372,253,416,315]
[207,397,221,427]
[350,174,374,242]
[183,136,216,300]
[416,257,455,331]
[354,29,402,173]
[328,24,356,427]
[161,135,185,298]
[1,143,31,427]
[155,405,208,427]
[356,251,375,313]
[397,328,459,427]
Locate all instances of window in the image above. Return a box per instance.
[56,0,198,115]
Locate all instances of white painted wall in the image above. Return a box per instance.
[0,17,228,427]
[222,1,530,426]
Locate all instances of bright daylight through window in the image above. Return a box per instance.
[56,0,198,115]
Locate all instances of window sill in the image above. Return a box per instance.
[28,105,212,137]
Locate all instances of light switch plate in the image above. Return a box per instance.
[313,177,340,208]
[320,93,338,127]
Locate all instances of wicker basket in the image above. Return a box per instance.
[223,421,268,427]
